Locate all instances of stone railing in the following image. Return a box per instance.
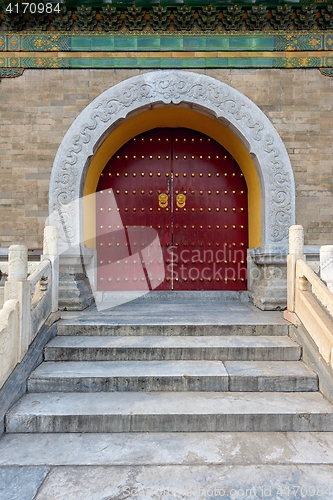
[0,226,59,389]
[0,257,41,310]
[285,225,333,367]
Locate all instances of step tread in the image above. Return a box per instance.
[58,304,287,327]
[225,361,318,392]
[56,323,289,337]
[46,335,299,349]
[30,360,315,381]
[45,335,300,362]
[59,318,288,326]
[225,361,317,379]
[8,392,332,432]
[28,360,317,392]
[8,391,333,417]
[30,360,228,379]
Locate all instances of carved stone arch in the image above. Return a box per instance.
[49,70,295,310]
[49,70,295,256]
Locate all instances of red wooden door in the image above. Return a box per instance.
[96,128,248,291]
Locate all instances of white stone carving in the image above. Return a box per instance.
[43,225,58,256]
[320,245,333,293]
[287,225,305,313]
[0,299,19,389]
[8,245,28,282]
[289,225,304,256]
[41,226,59,313]
[49,70,295,254]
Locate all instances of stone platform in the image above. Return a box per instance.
[1,294,333,499]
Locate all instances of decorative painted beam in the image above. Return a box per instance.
[1,32,333,52]
[1,50,332,69]
[1,3,332,74]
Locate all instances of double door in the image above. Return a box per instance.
[96,128,248,290]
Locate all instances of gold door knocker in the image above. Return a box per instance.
[176,193,186,208]
[158,193,169,208]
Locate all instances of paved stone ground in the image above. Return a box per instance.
[2,432,333,499]
[1,297,333,499]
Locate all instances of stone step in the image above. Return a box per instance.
[56,322,289,337]
[44,335,301,362]
[27,360,317,393]
[28,360,228,392]
[6,391,333,433]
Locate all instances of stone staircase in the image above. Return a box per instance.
[5,300,333,434]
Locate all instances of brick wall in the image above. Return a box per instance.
[0,68,332,248]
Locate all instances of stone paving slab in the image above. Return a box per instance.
[3,433,333,499]
[2,432,333,466]
[0,466,49,500]
[45,335,301,361]
[6,391,333,433]
[33,464,333,500]
[225,361,318,392]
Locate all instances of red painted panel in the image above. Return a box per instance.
[172,129,247,290]
[96,129,172,290]
[96,128,248,291]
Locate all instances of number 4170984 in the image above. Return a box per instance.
[5,3,61,14]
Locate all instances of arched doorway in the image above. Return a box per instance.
[49,70,295,309]
[96,128,248,291]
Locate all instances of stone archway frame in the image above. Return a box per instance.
[49,70,295,256]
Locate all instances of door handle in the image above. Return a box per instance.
[176,193,186,208]
[158,193,169,208]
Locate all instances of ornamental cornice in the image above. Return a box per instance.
[0,4,332,32]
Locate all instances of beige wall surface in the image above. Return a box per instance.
[0,68,332,248]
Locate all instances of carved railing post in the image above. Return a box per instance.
[43,226,59,312]
[320,245,333,294]
[7,245,28,282]
[287,225,305,312]
[4,245,31,360]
